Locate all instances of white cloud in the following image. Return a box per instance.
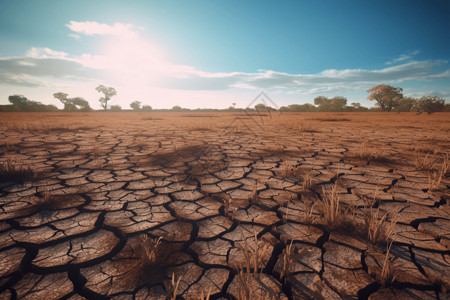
[386,50,420,65]
[68,33,81,40]
[26,47,69,59]
[66,21,139,39]
[1,47,449,95]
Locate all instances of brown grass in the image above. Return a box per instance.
[380,241,396,287]
[414,151,437,171]
[317,182,355,231]
[134,234,183,287]
[360,208,397,245]
[354,140,387,162]
[279,240,307,284]
[0,155,37,182]
[233,235,271,300]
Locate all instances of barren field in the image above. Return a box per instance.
[0,111,449,299]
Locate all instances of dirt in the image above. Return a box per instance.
[0,111,449,299]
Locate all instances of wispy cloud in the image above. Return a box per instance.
[386,50,420,65]
[1,47,448,94]
[26,47,69,59]
[66,21,139,39]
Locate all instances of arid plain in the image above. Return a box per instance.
[0,111,449,299]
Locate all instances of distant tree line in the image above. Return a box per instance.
[1,95,59,112]
[1,84,448,113]
[366,84,448,113]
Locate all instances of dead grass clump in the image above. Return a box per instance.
[3,121,92,133]
[278,160,315,190]
[279,241,307,284]
[164,272,182,300]
[380,242,396,287]
[414,151,437,171]
[0,155,37,183]
[233,236,271,300]
[135,234,183,287]
[317,183,355,232]
[279,119,318,132]
[354,140,389,163]
[359,208,397,246]
[427,153,449,191]
[278,159,302,178]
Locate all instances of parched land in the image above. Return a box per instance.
[0,111,449,299]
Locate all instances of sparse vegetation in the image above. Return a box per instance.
[360,208,397,245]
[233,235,271,299]
[0,155,37,182]
[0,111,448,298]
[317,183,355,231]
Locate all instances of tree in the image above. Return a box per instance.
[330,96,347,111]
[351,102,361,109]
[95,85,117,110]
[8,95,30,109]
[349,102,368,112]
[314,96,347,111]
[392,97,415,112]
[313,96,329,111]
[366,84,403,111]
[142,105,152,111]
[53,92,70,105]
[286,104,317,112]
[53,93,92,111]
[254,103,276,112]
[110,105,122,111]
[130,101,142,111]
[412,96,445,114]
[8,95,58,112]
[71,97,92,112]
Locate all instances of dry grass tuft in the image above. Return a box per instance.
[164,272,182,300]
[427,153,449,191]
[355,140,386,162]
[360,209,397,246]
[279,159,302,178]
[0,155,37,183]
[279,240,307,284]
[135,234,183,287]
[414,151,437,171]
[380,241,396,287]
[278,119,318,132]
[317,183,355,231]
[278,160,315,190]
[233,235,271,300]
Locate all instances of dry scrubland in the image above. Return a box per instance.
[0,111,449,299]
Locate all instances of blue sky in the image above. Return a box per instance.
[0,0,449,109]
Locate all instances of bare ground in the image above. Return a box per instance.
[0,111,449,299]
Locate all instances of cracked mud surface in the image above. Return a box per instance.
[0,112,449,299]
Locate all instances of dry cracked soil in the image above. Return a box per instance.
[0,111,449,299]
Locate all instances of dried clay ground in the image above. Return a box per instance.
[0,111,449,299]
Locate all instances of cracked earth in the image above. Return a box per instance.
[0,112,449,299]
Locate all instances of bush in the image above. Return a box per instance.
[412,96,445,113]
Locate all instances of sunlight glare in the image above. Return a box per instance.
[101,38,169,87]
